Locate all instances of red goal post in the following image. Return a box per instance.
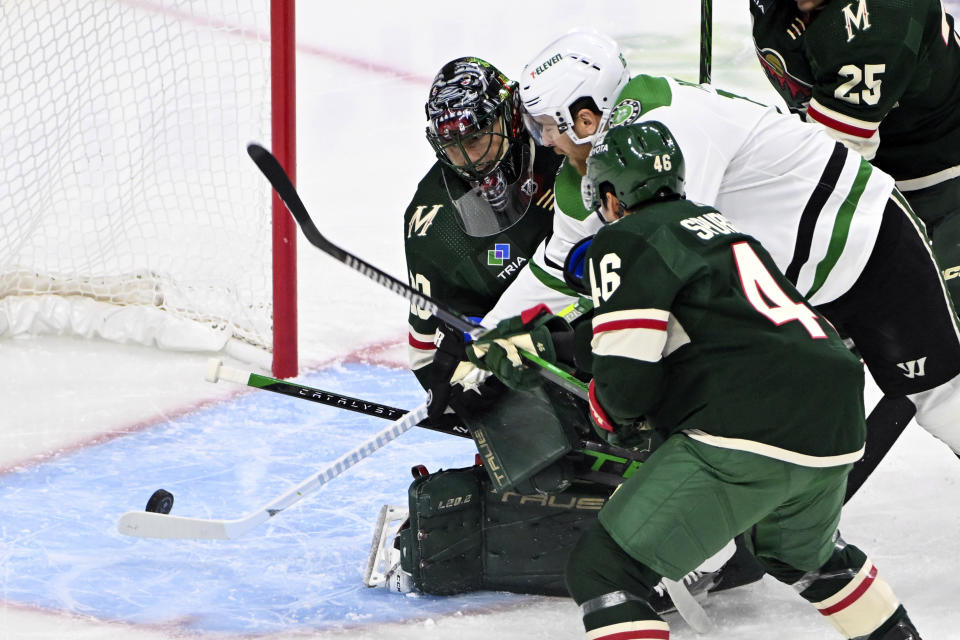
[0,0,298,378]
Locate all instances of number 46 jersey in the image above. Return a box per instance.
[585,198,866,466]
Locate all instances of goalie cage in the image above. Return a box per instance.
[0,0,297,376]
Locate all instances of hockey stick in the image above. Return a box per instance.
[205,358,471,438]
[204,359,653,481]
[116,401,428,540]
[699,0,712,84]
[844,395,917,502]
[246,143,588,401]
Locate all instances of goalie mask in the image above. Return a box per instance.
[519,29,629,146]
[582,120,685,214]
[426,57,538,237]
[426,57,523,182]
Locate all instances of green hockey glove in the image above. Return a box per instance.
[588,379,654,449]
[467,304,574,390]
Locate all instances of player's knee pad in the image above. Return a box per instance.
[910,372,960,453]
[566,522,664,633]
[763,535,903,639]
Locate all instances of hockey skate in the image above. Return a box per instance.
[870,615,922,639]
[362,504,411,591]
[648,534,765,615]
[648,569,715,615]
[708,533,766,594]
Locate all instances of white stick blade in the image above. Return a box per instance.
[117,510,232,540]
[217,363,255,385]
[204,357,223,383]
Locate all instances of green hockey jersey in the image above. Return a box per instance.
[751,0,960,189]
[585,198,866,465]
[404,143,562,387]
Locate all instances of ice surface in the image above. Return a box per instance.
[3,0,959,638]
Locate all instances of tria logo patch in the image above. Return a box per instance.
[487,243,526,279]
[530,53,562,78]
[897,357,927,378]
[488,243,510,266]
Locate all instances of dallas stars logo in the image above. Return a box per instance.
[609,99,643,128]
[488,243,510,266]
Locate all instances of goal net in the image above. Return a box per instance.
[0,0,296,373]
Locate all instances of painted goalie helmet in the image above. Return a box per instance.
[519,29,629,146]
[582,120,686,212]
[425,57,523,182]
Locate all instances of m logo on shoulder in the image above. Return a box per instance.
[897,357,927,378]
[408,204,442,238]
[841,0,872,42]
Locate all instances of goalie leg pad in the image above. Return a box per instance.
[483,479,612,595]
[392,465,614,596]
[399,465,486,595]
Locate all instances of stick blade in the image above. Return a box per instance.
[246,142,269,163]
[117,510,235,540]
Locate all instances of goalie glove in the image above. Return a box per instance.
[467,304,575,390]
[427,323,506,419]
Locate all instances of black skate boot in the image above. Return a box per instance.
[866,607,922,639]
[709,533,766,593]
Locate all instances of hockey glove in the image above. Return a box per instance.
[467,304,575,390]
[588,379,654,449]
[427,323,507,420]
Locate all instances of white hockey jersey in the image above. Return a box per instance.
[483,75,897,326]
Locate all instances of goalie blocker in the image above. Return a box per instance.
[460,382,597,495]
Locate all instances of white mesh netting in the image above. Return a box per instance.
[0,0,276,361]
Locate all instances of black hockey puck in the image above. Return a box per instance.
[145,489,174,514]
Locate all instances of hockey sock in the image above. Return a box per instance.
[760,539,902,638]
[565,522,664,635]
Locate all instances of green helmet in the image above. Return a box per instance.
[582,120,685,213]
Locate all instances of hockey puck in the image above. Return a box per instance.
[145,489,174,514]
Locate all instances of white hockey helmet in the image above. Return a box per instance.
[519,29,629,146]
